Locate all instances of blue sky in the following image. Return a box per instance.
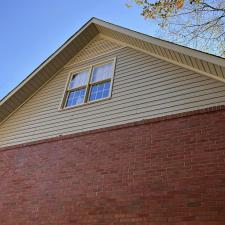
[0,0,159,100]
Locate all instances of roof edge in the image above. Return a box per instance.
[0,17,97,105]
[92,18,225,68]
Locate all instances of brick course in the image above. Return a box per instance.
[0,106,225,225]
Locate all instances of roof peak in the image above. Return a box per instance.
[0,17,224,125]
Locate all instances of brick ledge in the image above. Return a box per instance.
[1,105,225,152]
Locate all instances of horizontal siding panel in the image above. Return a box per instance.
[15,60,190,100]
[0,75,217,129]
[28,71,201,110]
[64,47,134,69]
[67,34,123,65]
[22,63,179,101]
[65,47,154,72]
[1,94,225,146]
[0,78,223,134]
[1,45,225,147]
[29,58,172,96]
[2,59,186,108]
[1,94,225,147]
[1,69,208,120]
[1,82,224,136]
[2,74,210,127]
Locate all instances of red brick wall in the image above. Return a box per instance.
[0,106,225,225]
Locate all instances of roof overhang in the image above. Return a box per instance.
[0,17,225,124]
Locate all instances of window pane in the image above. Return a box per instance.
[69,71,89,89]
[89,81,111,102]
[65,88,86,107]
[91,63,113,83]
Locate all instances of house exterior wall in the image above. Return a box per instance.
[67,34,124,65]
[0,106,225,225]
[1,37,225,147]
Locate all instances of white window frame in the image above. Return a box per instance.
[60,57,116,110]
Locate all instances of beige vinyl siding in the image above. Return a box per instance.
[67,34,124,65]
[1,43,225,147]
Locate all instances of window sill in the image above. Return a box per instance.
[59,96,112,111]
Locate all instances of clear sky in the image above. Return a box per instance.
[0,0,159,100]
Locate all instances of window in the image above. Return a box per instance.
[62,60,115,109]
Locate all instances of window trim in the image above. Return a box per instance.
[60,57,116,110]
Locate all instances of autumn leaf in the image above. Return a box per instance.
[176,0,184,9]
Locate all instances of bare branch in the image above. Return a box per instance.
[127,0,225,56]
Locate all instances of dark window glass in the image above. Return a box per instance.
[65,88,86,107]
[89,81,111,102]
